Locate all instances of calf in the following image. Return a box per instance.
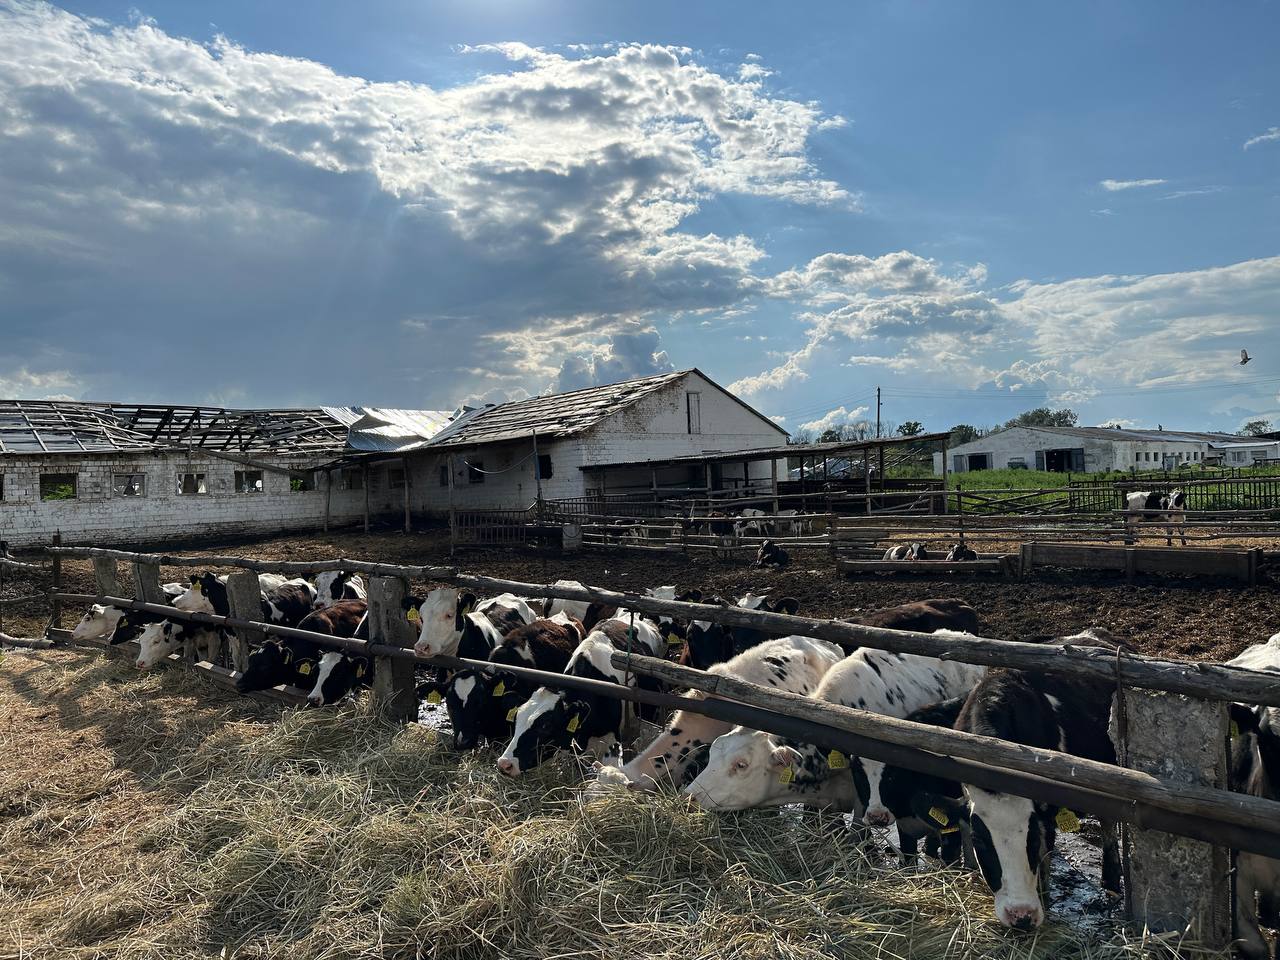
[617,636,844,791]
[313,570,367,609]
[681,592,800,671]
[844,598,980,635]
[174,572,288,617]
[1230,709,1279,960]
[643,585,702,652]
[306,651,372,706]
[413,587,536,658]
[921,641,1123,931]
[685,638,985,813]
[1124,488,1187,546]
[297,599,368,638]
[882,542,928,561]
[1228,633,1280,730]
[496,617,663,777]
[235,636,321,693]
[542,580,592,624]
[72,582,184,643]
[262,578,317,627]
[945,542,979,562]
[755,540,789,568]
[134,619,224,670]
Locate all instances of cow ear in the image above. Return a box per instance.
[769,745,802,770]
[189,575,200,585]
[678,589,703,603]
[772,597,800,616]
[353,657,370,678]
[459,592,477,616]
[1229,703,1263,738]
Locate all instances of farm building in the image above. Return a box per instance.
[0,370,787,547]
[934,424,1280,475]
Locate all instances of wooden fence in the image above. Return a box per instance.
[26,542,1280,944]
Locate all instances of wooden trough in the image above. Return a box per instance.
[1019,541,1264,585]
[836,556,1014,575]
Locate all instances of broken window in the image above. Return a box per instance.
[235,470,264,493]
[341,468,363,490]
[389,467,406,490]
[467,461,485,484]
[537,454,553,479]
[439,465,449,488]
[686,392,702,435]
[113,474,145,497]
[40,473,77,501]
[177,473,207,495]
[290,473,316,492]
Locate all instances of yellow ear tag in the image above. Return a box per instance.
[192,581,202,593]
[1230,720,1241,739]
[407,608,420,624]
[492,680,506,698]
[426,690,442,705]
[827,750,848,770]
[297,661,312,676]
[566,714,581,733]
[506,706,519,723]
[777,767,795,785]
[1056,808,1081,833]
[283,648,294,664]
[928,806,950,827]
[666,632,682,647]
[355,662,367,678]
[462,602,475,616]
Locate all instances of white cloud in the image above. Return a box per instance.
[1099,178,1167,191]
[547,328,674,394]
[1162,186,1225,200]
[800,405,869,434]
[1243,127,1280,150]
[0,366,77,400]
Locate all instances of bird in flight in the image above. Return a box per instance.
[1240,349,1252,365]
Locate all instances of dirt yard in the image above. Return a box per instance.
[5,524,1277,663]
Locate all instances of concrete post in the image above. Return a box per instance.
[92,556,122,597]
[368,576,417,722]
[225,571,264,675]
[1117,689,1231,948]
[131,561,166,604]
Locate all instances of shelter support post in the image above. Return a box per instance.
[402,455,411,534]
[323,468,332,534]
[1116,689,1231,947]
[447,454,457,557]
[940,443,949,514]
[363,463,371,534]
[369,576,417,722]
[225,571,264,674]
[50,532,62,631]
[770,459,779,514]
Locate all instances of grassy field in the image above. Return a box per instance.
[0,647,1217,960]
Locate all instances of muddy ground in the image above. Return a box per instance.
[4,522,1277,662]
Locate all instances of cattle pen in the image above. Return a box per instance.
[6,539,1277,957]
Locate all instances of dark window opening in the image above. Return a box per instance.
[965,453,991,471]
[235,470,264,493]
[290,473,316,492]
[341,468,363,490]
[41,473,77,501]
[537,454,553,479]
[177,472,206,495]
[468,461,485,485]
[389,468,406,490]
[686,392,702,435]
[1042,448,1085,472]
[113,473,145,497]
[439,465,450,487]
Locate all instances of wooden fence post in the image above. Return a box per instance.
[369,576,418,722]
[225,571,264,674]
[1118,690,1231,948]
[50,532,63,630]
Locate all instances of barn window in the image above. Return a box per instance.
[537,454,553,479]
[290,473,317,492]
[1135,452,1142,464]
[686,392,702,435]
[389,468,406,490]
[439,465,449,487]
[176,473,206,495]
[341,468,363,490]
[40,473,77,501]
[234,470,264,493]
[113,474,145,497]
[467,461,485,484]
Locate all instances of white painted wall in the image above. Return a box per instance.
[932,427,1213,475]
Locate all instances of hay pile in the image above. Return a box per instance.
[0,649,1224,959]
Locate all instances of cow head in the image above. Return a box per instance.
[961,786,1056,930]
[135,619,184,670]
[174,573,223,615]
[1164,488,1186,511]
[236,639,306,693]
[72,604,125,641]
[314,571,363,609]
[683,729,800,811]
[413,587,477,658]
[644,586,702,651]
[306,651,370,706]
[496,688,591,777]
[429,669,526,750]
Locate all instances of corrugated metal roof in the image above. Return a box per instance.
[0,401,160,454]
[426,370,690,449]
[1008,425,1256,444]
[580,433,951,471]
[322,406,455,453]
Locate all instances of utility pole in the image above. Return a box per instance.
[876,387,882,439]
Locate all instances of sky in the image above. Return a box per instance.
[2,0,1279,436]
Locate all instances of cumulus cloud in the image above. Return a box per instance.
[547,328,675,393]
[800,405,869,434]
[1243,127,1280,150]
[1100,178,1167,191]
[0,366,77,401]
[0,2,847,405]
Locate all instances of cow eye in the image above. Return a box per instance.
[733,759,749,771]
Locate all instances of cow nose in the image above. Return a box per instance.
[1002,906,1042,931]
[454,734,478,751]
[135,660,146,670]
[307,694,323,707]
[496,758,518,777]
[864,809,895,827]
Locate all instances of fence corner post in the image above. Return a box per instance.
[369,576,417,722]
[1117,689,1231,949]
[225,571,264,674]
[50,532,63,631]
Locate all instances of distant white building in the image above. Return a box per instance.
[933,425,1280,475]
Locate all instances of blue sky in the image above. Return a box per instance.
[2,1,1279,435]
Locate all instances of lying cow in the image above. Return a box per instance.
[313,570,367,609]
[882,542,928,561]
[755,540,789,568]
[1124,488,1187,546]
[683,636,986,813]
[945,542,979,562]
[844,598,980,635]
[413,587,537,658]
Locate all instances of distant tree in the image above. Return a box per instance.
[789,429,814,445]
[1242,419,1273,437]
[1003,407,1078,430]
[949,424,982,445]
[896,420,925,437]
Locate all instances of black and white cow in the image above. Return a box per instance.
[945,542,979,562]
[72,582,185,644]
[235,636,322,693]
[313,570,367,609]
[305,651,372,706]
[614,636,845,792]
[1124,488,1187,546]
[413,587,536,658]
[1230,707,1279,960]
[680,592,800,671]
[174,571,289,617]
[134,618,225,669]
[643,585,702,654]
[261,579,318,627]
[683,637,985,813]
[755,540,790,568]
[496,616,663,777]
[918,631,1124,931]
[882,542,928,561]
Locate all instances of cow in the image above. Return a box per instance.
[915,631,1124,931]
[174,572,289,617]
[734,508,769,538]
[643,585,702,653]
[235,636,321,693]
[1124,488,1187,546]
[72,581,184,643]
[681,593,800,671]
[134,618,224,670]
[496,616,663,777]
[313,570,367,609]
[945,542,979,562]
[844,598,980,635]
[1228,633,1280,729]
[542,580,617,632]
[305,651,372,706]
[882,542,928,561]
[689,513,734,537]
[683,636,986,815]
[413,587,536,658]
[261,578,317,627]
[755,540,789,568]
[296,599,367,638]
[614,636,845,792]
[1230,707,1279,960]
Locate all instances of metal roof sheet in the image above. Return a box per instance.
[579,433,951,471]
[321,406,455,453]
[999,425,1257,444]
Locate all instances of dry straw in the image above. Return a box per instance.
[0,649,1228,959]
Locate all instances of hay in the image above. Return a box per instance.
[0,649,1228,960]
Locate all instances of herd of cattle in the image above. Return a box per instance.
[71,569,1277,950]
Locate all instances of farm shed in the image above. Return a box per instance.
[333,369,790,515]
[0,401,453,548]
[934,425,1277,475]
